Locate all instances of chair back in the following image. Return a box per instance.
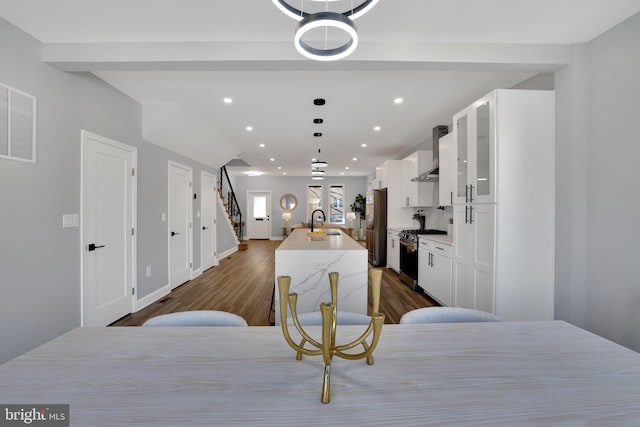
[400,307,500,324]
[142,310,248,326]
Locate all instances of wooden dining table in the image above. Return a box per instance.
[0,321,639,426]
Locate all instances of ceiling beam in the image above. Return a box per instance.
[42,41,571,72]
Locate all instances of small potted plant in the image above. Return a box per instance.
[350,193,366,240]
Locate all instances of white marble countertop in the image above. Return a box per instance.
[419,233,453,245]
[278,228,365,251]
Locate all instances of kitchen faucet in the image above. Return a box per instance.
[310,209,326,232]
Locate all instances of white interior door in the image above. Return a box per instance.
[82,131,136,326]
[201,171,217,271]
[247,191,271,239]
[169,162,192,288]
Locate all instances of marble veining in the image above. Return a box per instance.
[275,228,368,325]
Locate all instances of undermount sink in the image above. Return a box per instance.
[326,231,341,235]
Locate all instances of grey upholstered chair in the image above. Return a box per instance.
[399,307,500,324]
[142,310,248,326]
[287,311,371,326]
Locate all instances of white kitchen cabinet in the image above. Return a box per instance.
[438,133,455,207]
[452,204,494,312]
[374,161,389,190]
[401,150,434,207]
[454,92,496,205]
[387,229,400,273]
[418,237,452,306]
[386,160,414,228]
[452,89,555,321]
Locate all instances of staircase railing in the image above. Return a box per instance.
[219,166,243,242]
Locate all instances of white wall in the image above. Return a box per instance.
[554,13,640,351]
[0,18,219,363]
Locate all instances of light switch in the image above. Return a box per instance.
[62,214,79,228]
[162,212,167,222]
[146,266,152,277]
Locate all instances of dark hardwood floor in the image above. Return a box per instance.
[111,240,437,326]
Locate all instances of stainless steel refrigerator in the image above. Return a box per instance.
[366,188,387,267]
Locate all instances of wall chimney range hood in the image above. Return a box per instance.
[412,125,448,182]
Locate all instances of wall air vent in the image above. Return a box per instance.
[0,82,36,163]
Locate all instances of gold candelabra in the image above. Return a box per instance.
[277,269,385,404]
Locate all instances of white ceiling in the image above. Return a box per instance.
[1,0,639,177]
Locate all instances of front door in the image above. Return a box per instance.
[201,171,217,271]
[247,191,271,239]
[169,161,192,288]
[82,131,136,326]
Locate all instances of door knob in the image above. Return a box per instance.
[87,243,105,251]
[171,231,180,236]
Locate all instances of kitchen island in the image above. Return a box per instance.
[274,228,368,325]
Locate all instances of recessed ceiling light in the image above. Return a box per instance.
[373,126,381,131]
[312,176,324,180]
[352,157,357,161]
[394,97,403,104]
[246,171,264,176]
[361,143,367,148]
[223,97,233,104]
[341,172,345,175]
[270,158,275,162]
[345,166,350,170]
[259,143,265,148]
[277,166,282,170]
[246,126,253,131]
[283,172,287,175]
[313,98,326,106]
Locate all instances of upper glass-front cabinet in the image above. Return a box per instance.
[455,112,469,202]
[453,91,496,204]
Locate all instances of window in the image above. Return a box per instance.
[307,185,323,220]
[0,82,36,163]
[253,195,267,218]
[329,185,345,224]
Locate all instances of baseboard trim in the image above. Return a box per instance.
[191,267,203,279]
[135,284,170,312]
[218,246,238,260]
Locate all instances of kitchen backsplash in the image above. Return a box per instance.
[413,207,453,231]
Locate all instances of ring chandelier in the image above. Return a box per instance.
[272,0,379,61]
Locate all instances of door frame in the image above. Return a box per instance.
[80,130,137,326]
[200,170,218,271]
[246,190,272,240]
[168,161,193,289]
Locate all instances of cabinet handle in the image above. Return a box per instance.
[469,185,474,202]
[469,206,474,224]
[465,185,469,203]
[436,246,444,251]
[465,206,468,224]
[406,197,410,207]
[450,191,453,205]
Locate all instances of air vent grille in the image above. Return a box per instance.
[0,82,36,163]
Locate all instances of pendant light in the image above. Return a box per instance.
[311,148,328,168]
[272,0,379,61]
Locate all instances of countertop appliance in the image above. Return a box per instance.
[399,228,447,289]
[366,189,387,267]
